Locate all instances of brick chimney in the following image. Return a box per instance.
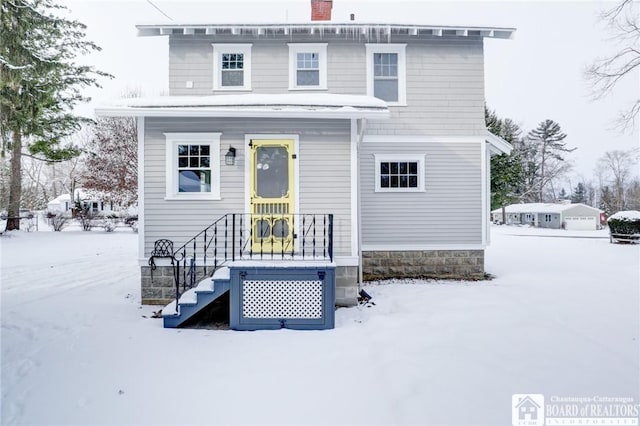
[311,0,332,21]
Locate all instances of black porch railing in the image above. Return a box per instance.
[169,213,334,306]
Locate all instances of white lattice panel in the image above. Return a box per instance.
[242,280,323,319]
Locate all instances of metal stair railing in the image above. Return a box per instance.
[169,213,334,309]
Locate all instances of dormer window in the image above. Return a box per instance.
[212,44,252,91]
[288,43,328,90]
[366,44,407,105]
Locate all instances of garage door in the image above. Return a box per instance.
[564,216,597,230]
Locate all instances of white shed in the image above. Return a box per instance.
[47,194,72,213]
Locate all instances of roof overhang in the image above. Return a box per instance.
[95,93,390,120]
[485,131,513,155]
[136,22,515,40]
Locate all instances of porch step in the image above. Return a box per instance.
[162,267,230,328]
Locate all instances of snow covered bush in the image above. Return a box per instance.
[101,220,116,232]
[74,207,96,231]
[48,214,69,232]
[125,215,138,233]
[21,217,36,232]
[607,211,640,235]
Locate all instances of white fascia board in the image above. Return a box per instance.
[335,256,359,266]
[350,119,359,259]
[137,117,145,260]
[363,135,484,143]
[138,256,358,267]
[95,107,390,120]
[362,244,486,251]
[136,24,516,40]
[481,142,489,246]
[485,132,513,155]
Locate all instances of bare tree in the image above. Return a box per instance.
[626,178,640,210]
[79,117,138,208]
[586,0,640,130]
[596,148,640,211]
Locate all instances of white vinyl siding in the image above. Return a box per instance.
[212,44,252,91]
[288,43,328,90]
[169,36,486,135]
[144,118,352,258]
[361,140,482,246]
[365,40,486,136]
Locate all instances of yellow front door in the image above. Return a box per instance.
[249,139,295,253]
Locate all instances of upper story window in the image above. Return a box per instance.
[288,43,328,90]
[366,44,407,106]
[374,154,425,192]
[165,133,222,200]
[212,44,252,91]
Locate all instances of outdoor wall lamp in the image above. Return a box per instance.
[225,146,236,166]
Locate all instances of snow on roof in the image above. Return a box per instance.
[117,93,386,109]
[491,203,602,214]
[608,210,640,221]
[136,22,515,39]
[47,189,101,205]
[96,93,390,119]
[47,194,71,205]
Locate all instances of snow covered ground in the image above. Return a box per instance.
[1,225,638,425]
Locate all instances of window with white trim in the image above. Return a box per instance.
[212,44,252,91]
[165,133,222,200]
[374,154,425,192]
[288,43,327,90]
[366,44,406,105]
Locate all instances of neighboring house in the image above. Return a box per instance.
[47,194,73,214]
[47,189,114,216]
[491,202,603,230]
[96,0,514,328]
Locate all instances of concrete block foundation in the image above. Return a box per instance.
[362,250,485,281]
[140,250,484,306]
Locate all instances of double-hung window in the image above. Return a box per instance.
[213,44,252,91]
[165,133,222,200]
[366,44,407,105]
[374,154,425,192]
[288,43,327,90]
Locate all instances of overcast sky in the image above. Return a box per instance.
[63,0,639,184]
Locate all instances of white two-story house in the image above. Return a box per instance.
[97,0,513,329]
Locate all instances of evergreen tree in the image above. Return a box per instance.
[558,188,567,200]
[526,119,576,202]
[571,182,587,204]
[599,186,616,216]
[0,0,110,230]
[485,107,523,211]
